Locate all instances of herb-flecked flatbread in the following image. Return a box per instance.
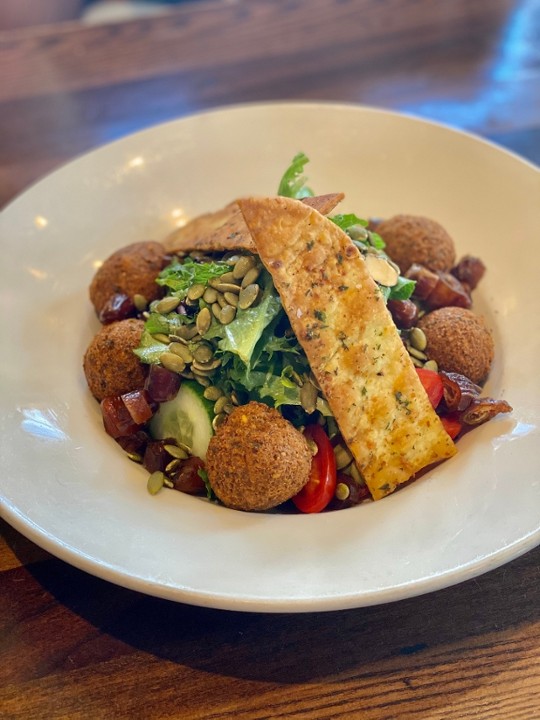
[238,196,457,499]
[163,193,345,254]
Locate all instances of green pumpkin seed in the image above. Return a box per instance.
[348,463,363,483]
[241,266,261,288]
[211,302,222,319]
[409,327,427,352]
[187,283,206,301]
[212,413,227,431]
[195,375,211,387]
[216,292,229,309]
[192,358,221,372]
[152,333,170,344]
[300,380,318,414]
[169,342,194,363]
[216,282,242,294]
[204,386,223,401]
[424,359,439,372]
[233,254,256,279]
[219,305,236,325]
[334,443,353,470]
[335,482,350,501]
[196,307,212,335]
[408,345,428,361]
[218,271,236,284]
[164,444,189,459]
[224,291,239,307]
[133,294,148,311]
[238,283,259,310]
[203,287,218,304]
[165,458,182,473]
[160,352,186,373]
[156,296,181,314]
[193,343,214,363]
[147,471,165,495]
[214,395,229,414]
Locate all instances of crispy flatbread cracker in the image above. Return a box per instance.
[163,193,344,254]
[238,196,457,500]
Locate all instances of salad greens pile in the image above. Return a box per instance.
[135,154,415,427]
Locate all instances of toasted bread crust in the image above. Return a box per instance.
[163,193,344,254]
[238,196,456,499]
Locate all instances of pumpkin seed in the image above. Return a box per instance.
[192,358,221,372]
[219,305,236,324]
[233,254,256,279]
[300,380,318,414]
[195,374,211,387]
[222,402,234,414]
[152,333,170,344]
[211,302,222,319]
[218,271,236,284]
[147,471,165,495]
[169,342,193,363]
[203,287,218,304]
[126,452,142,463]
[241,266,261,288]
[163,477,174,489]
[214,395,229,414]
[238,283,259,310]
[216,282,242,294]
[187,283,206,301]
[216,292,228,309]
[156,296,181,314]
[193,343,214,363]
[160,352,186,373]
[196,307,212,335]
[335,482,350,501]
[409,327,427,352]
[334,443,353,470]
[424,359,439,372]
[204,386,223,401]
[164,444,189,459]
[224,291,239,307]
[407,345,428,361]
[212,413,227,431]
[165,458,182,473]
[133,294,148,311]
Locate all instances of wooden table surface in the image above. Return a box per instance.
[1,1,539,718]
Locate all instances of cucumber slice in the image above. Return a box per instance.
[149,380,214,460]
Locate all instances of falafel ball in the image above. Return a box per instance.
[83,318,147,401]
[89,241,168,318]
[206,402,312,511]
[417,307,494,385]
[377,214,456,274]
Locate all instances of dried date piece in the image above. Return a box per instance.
[440,371,481,411]
[451,255,486,290]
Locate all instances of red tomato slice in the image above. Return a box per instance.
[292,424,337,513]
[415,367,444,409]
[440,414,463,439]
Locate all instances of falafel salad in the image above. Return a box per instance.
[83,154,512,513]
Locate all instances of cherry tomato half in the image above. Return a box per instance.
[440,414,463,440]
[292,424,337,513]
[415,367,444,409]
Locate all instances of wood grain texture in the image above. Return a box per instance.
[1,0,540,207]
[1,1,539,717]
[1,514,539,720]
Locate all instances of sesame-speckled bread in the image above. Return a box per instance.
[238,196,456,500]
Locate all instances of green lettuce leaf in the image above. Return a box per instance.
[277,152,314,199]
[156,257,231,298]
[204,271,282,365]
